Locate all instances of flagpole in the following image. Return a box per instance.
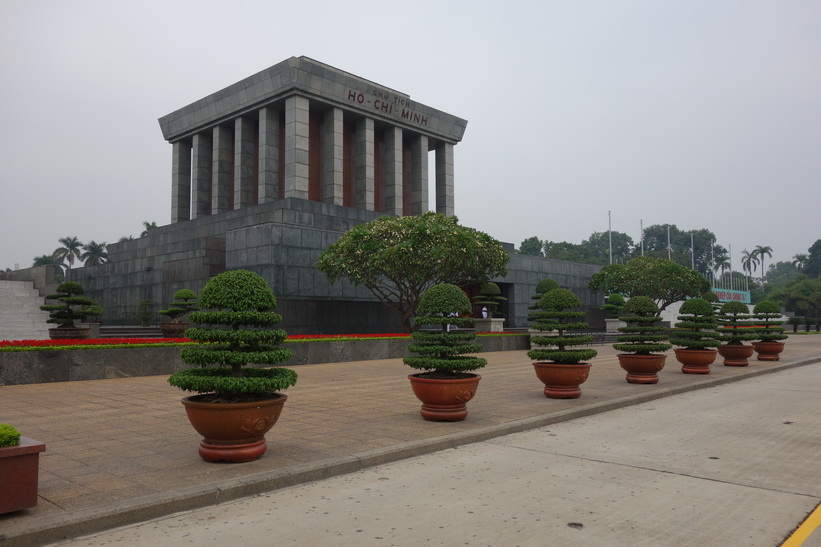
[640,219,644,256]
[608,211,612,265]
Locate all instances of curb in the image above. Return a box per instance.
[5,355,821,546]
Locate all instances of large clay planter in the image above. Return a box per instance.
[616,354,667,384]
[0,437,46,514]
[159,322,189,338]
[408,373,481,422]
[180,394,287,463]
[753,341,786,362]
[718,344,754,367]
[674,348,717,374]
[48,327,90,340]
[532,362,592,399]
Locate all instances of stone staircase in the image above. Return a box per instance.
[0,280,51,341]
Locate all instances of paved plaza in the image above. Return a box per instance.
[1,336,820,545]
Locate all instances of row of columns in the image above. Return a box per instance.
[171,95,455,223]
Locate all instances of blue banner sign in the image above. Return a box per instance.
[711,288,751,304]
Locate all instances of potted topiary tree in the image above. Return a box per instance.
[167,269,297,462]
[528,278,560,348]
[136,299,154,327]
[472,281,507,332]
[751,300,788,361]
[716,301,757,367]
[0,424,46,514]
[528,288,598,398]
[39,281,98,340]
[601,293,626,333]
[404,283,486,422]
[670,297,721,374]
[158,289,198,338]
[612,296,672,384]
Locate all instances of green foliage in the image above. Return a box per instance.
[0,424,21,447]
[403,284,486,375]
[543,231,634,266]
[806,239,821,279]
[752,300,788,342]
[528,289,598,364]
[535,278,560,296]
[158,289,199,323]
[670,297,721,350]
[135,299,155,326]
[168,269,295,398]
[518,236,543,257]
[588,256,710,314]
[40,281,97,328]
[613,296,671,354]
[600,293,625,317]
[472,282,507,317]
[717,301,756,344]
[316,212,509,332]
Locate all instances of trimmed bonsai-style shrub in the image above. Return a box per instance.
[601,293,625,317]
[0,424,21,447]
[670,298,721,350]
[472,282,507,317]
[159,289,199,323]
[613,296,671,354]
[404,283,487,378]
[701,290,722,314]
[717,301,756,345]
[528,278,560,317]
[753,301,788,342]
[39,281,98,328]
[528,288,598,364]
[168,269,297,402]
[136,299,154,327]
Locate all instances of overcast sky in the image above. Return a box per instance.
[2,0,819,274]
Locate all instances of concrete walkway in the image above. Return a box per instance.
[1,336,820,545]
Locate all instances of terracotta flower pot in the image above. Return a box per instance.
[0,437,46,514]
[717,344,754,367]
[674,348,717,374]
[532,362,592,399]
[159,322,189,338]
[180,394,287,463]
[616,354,667,384]
[48,327,90,340]
[408,373,481,422]
[752,341,786,361]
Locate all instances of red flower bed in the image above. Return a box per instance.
[0,338,190,348]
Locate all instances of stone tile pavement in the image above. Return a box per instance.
[1,336,820,545]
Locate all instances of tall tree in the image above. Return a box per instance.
[582,231,635,265]
[805,239,821,279]
[641,224,719,276]
[792,254,809,273]
[316,212,509,332]
[588,256,710,314]
[518,236,543,257]
[741,249,758,278]
[53,236,83,270]
[543,240,588,263]
[752,245,773,283]
[141,221,158,237]
[32,254,66,279]
[80,241,108,266]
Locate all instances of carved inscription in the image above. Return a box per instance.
[346,89,429,127]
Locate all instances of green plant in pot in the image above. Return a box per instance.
[601,293,626,333]
[39,281,98,340]
[716,301,757,367]
[472,281,507,332]
[136,299,154,327]
[404,283,486,422]
[158,289,198,338]
[0,423,46,514]
[528,288,598,398]
[670,297,721,374]
[167,269,297,463]
[612,296,672,384]
[751,300,787,361]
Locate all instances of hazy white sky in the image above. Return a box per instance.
[2,0,819,272]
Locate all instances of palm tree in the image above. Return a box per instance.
[53,236,83,271]
[80,241,108,266]
[118,235,135,243]
[741,249,759,279]
[752,245,773,284]
[141,221,158,237]
[793,253,809,272]
[32,254,65,280]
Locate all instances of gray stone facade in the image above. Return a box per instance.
[56,57,604,334]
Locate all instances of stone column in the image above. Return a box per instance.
[410,134,429,215]
[383,127,403,216]
[435,142,454,217]
[234,117,255,209]
[258,106,279,203]
[211,125,233,213]
[191,132,212,218]
[355,117,375,210]
[170,140,192,223]
[323,107,344,205]
[284,95,310,199]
